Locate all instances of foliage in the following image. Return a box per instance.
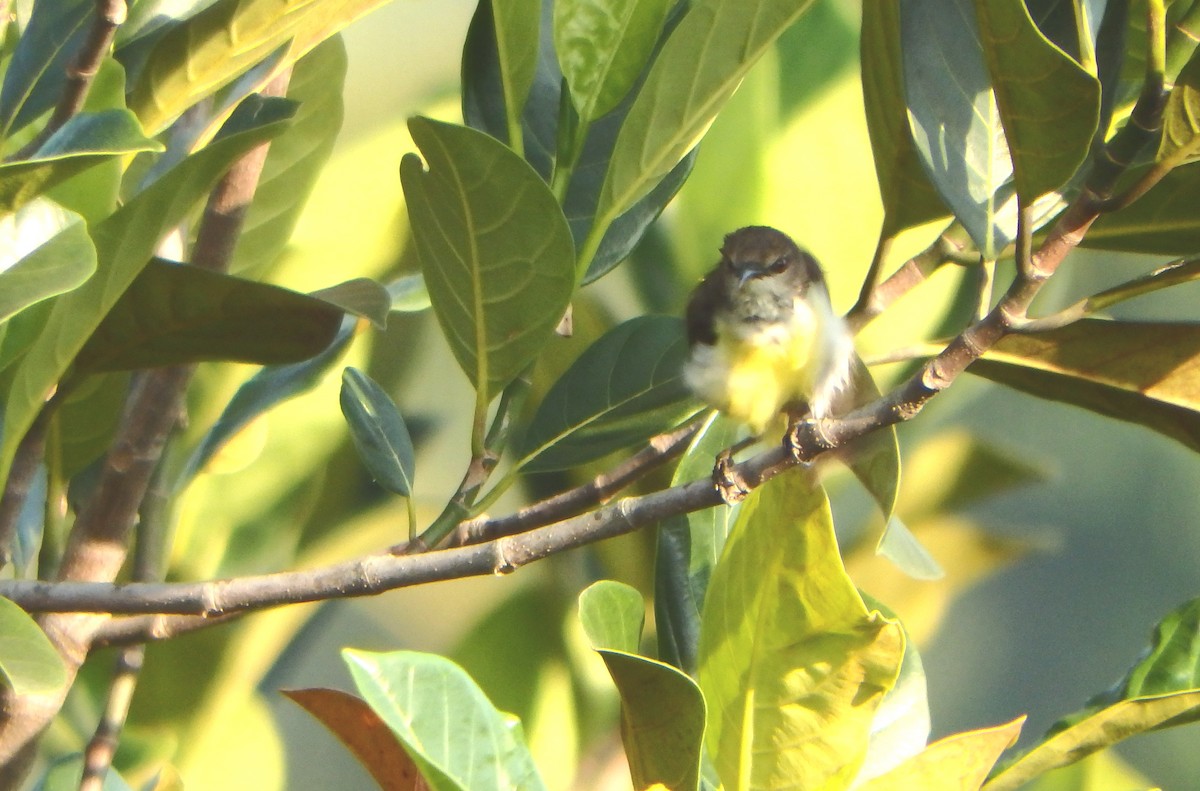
[0,0,1199,789]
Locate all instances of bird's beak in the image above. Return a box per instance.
[737,268,760,288]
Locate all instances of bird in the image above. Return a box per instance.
[683,226,854,497]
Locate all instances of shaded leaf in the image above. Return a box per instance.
[1082,161,1200,255]
[861,717,1023,791]
[579,581,705,791]
[74,259,343,373]
[400,116,575,403]
[176,316,355,487]
[386,273,432,313]
[0,207,94,324]
[0,110,162,216]
[231,35,347,279]
[1159,47,1200,166]
[343,648,548,791]
[492,0,542,150]
[971,319,1200,454]
[35,753,135,791]
[554,0,673,124]
[126,0,394,134]
[310,278,391,329]
[876,517,945,582]
[976,0,1101,202]
[0,98,293,485]
[340,367,415,497]
[1084,256,1200,314]
[697,472,904,789]
[842,356,901,522]
[860,0,949,237]
[518,315,699,472]
[0,596,67,695]
[0,0,90,136]
[284,687,425,791]
[53,371,130,479]
[597,0,816,224]
[654,412,742,674]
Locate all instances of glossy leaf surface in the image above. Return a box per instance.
[340,367,416,497]
[0,0,90,136]
[0,209,94,324]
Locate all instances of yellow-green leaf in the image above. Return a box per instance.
[859,716,1023,791]
[1159,48,1200,166]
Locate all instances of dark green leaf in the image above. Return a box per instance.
[0,100,293,484]
[579,581,705,791]
[597,0,817,226]
[1124,597,1200,700]
[400,116,575,403]
[655,412,742,674]
[971,319,1200,454]
[310,278,391,329]
[74,259,343,373]
[976,0,1101,202]
[0,110,162,216]
[230,35,347,279]
[518,315,700,472]
[860,0,948,237]
[0,0,90,136]
[343,649,548,791]
[54,371,130,479]
[0,596,67,695]
[340,367,415,497]
[0,207,95,324]
[554,0,673,124]
[177,317,355,487]
[1159,48,1200,166]
[1082,161,1200,255]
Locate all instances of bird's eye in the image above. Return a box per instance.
[767,257,788,274]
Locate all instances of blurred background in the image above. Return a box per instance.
[83,0,1200,788]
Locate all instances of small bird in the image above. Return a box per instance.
[683,226,853,494]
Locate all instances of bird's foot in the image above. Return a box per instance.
[713,448,751,504]
[785,417,835,465]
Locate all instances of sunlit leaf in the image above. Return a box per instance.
[654,412,741,674]
[0,596,67,695]
[340,367,415,497]
[492,0,542,151]
[284,687,425,790]
[343,649,548,791]
[976,0,1100,202]
[971,319,1200,454]
[400,116,575,403]
[126,0,394,134]
[310,278,391,329]
[74,259,343,373]
[697,473,904,789]
[517,315,699,472]
[860,0,948,236]
[579,581,705,791]
[1159,48,1200,166]
[0,0,90,137]
[554,0,672,124]
[860,717,1023,791]
[0,208,94,324]
[597,0,816,225]
[0,110,162,216]
[231,35,347,279]
[0,98,293,485]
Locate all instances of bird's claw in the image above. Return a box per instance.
[785,418,828,465]
[713,448,750,504]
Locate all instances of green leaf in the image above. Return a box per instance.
[697,473,904,790]
[342,648,548,791]
[74,259,343,373]
[53,371,130,479]
[862,717,1022,791]
[0,0,90,137]
[876,517,945,582]
[1082,161,1200,256]
[597,0,816,225]
[843,357,901,522]
[1159,47,1200,166]
[975,0,1100,202]
[0,110,163,217]
[655,412,742,674]
[517,315,700,472]
[0,596,67,696]
[339,367,416,497]
[1083,257,1200,314]
[860,0,948,237]
[310,278,391,329]
[554,0,673,124]
[230,35,347,279]
[578,580,646,654]
[36,753,136,791]
[0,100,293,485]
[126,0,393,134]
[284,687,426,789]
[386,273,432,313]
[0,205,95,324]
[579,582,705,791]
[176,316,355,487]
[400,116,575,403]
[970,319,1200,455]
[492,0,542,150]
